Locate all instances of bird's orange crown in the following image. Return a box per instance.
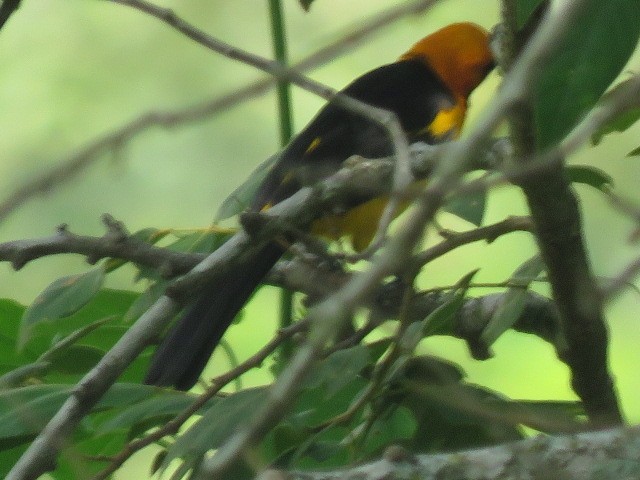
[400,22,494,98]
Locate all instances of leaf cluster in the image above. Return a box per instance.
[0,0,639,479]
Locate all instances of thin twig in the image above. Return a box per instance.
[112,0,417,264]
[9,1,640,477]
[195,3,597,476]
[0,0,437,223]
[411,216,534,271]
[264,424,640,480]
[91,320,308,480]
[501,0,623,426]
[0,215,205,274]
[2,131,440,480]
[600,256,640,300]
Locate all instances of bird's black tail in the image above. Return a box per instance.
[144,243,285,390]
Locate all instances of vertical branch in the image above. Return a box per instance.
[268,0,295,358]
[269,0,294,145]
[500,0,623,426]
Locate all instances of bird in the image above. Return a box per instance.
[145,22,495,390]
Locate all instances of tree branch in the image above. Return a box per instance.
[261,424,640,480]
[91,319,309,480]
[0,214,203,275]
[193,4,594,474]
[7,1,640,476]
[0,136,448,480]
[0,0,437,223]
[500,0,623,426]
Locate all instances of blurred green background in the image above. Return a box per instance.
[0,0,638,477]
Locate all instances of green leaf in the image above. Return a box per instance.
[29,317,114,378]
[628,145,640,157]
[285,426,350,469]
[402,355,465,385]
[215,153,279,222]
[388,273,475,388]
[306,345,370,398]
[298,0,314,11]
[0,444,27,479]
[19,267,105,349]
[165,387,267,467]
[533,1,640,148]
[566,165,613,192]
[292,377,368,427]
[104,227,170,273]
[591,87,640,145]
[509,254,545,285]
[422,269,478,338]
[516,0,546,29]
[46,344,104,374]
[97,391,198,436]
[507,400,585,432]
[0,299,28,369]
[0,362,51,389]
[481,255,545,347]
[165,229,231,255]
[19,289,137,357]
[123,280,168,323]
[443,189,486,226]
[364,338,393,363]
[0,383,157,451]
[96,383,157,410]
[0,385,71,448]
[421,290,465,338]
[403,382,523,451]
[357,406,416,456]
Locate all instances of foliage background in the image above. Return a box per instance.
[0,0,638,477]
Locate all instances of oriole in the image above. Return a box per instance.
[145,22,494,390]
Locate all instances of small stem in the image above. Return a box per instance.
[268,0,295,359]
[269,0,294,145]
